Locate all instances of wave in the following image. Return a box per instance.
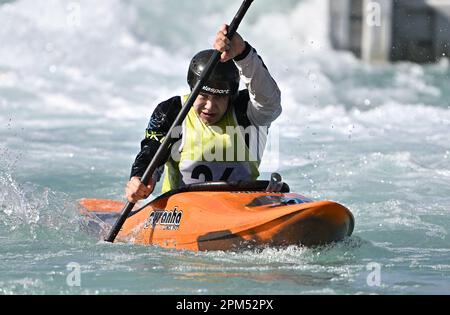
[1,0,449,127]
[0,167,85,243]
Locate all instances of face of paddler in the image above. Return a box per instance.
[194,93,230,125]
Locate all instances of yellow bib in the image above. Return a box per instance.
[161,95,260,193]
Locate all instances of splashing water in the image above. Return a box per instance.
[0,0,449,294]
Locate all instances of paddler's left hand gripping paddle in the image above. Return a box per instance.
[105,0,255,243]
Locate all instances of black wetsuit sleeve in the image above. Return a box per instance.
[130,96,182,179]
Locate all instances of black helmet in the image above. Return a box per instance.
[187,50,240,98]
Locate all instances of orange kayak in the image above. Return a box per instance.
[79,180,354,251]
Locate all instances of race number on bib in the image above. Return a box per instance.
[180,161,253,184]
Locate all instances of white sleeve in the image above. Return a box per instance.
[234,47,282,127]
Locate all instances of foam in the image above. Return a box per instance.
[1,0,449,131]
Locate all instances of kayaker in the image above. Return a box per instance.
[125,24,282,203]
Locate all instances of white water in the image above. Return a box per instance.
[1,0,449,294]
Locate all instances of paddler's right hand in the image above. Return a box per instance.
[125,177,155,203]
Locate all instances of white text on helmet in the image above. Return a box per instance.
[202,86,230,95]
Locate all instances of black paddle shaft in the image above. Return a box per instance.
[105,0,254,243]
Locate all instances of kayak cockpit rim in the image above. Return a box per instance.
[129,180,291,217]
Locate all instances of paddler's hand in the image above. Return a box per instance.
[214,24,246,62]
[125,177,155,203]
